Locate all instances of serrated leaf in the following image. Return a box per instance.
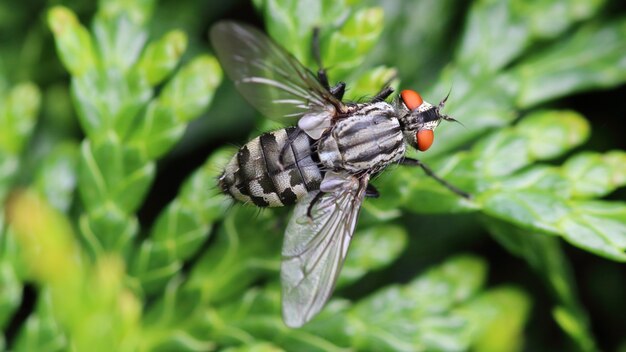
[563,201,626,261]
[515,0,606,39]
[0,155,19,201]
[136,30,188,86]
[260,0,349,66]
[458,286,530,352]
[344,65,398,101]
[349,255,488,351]
[473,110,589,178]
[71,67,152,140]
[79,139,155,214]
[0,82,41,154]
[563,151,626,198]
[92,11,148,71]
[79,209,139,256]
[513,18,626,107]
[483,218,597,351]
[553,306,597,352]
[98,0,155,25]
[371,0,459,85]
[13,290,67,352]
[482,191,626,261]
[0,259,21,329]
[158,55,222,122]
[127,101,184,159]
[456,0,530,74]
[132,149,231,293]
[323,7,385,80]
[129,55,222,159]
[222,342,285,352]
[338,224,407,287]
[184,207,282,304]
[47,6,98,76]
[516,110,590,160]
[34,143,79,212]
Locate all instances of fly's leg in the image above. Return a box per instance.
[329,82,346,101]
[306,191,325,219]
[401,157,471,199]
[369,70,398,103]
[370,86,394,103]
[365,184,380,198]
[312,28,328,88]
[312,27,346,101]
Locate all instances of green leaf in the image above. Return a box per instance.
[184,206,282,304]
[0,154,19,202]
[136,30,188,86]
[456,0,531,74]
[79,139,155,214]
[473,110,589,178]
[79,209,139,256]
[0,258,21,329]
[260,0,349,65]
[47,6,98,76]
[563,151,626,198]
[13,290,68,352]
[132,149,232,293]
[92,11,148,71]
[484,218,597,350]
[6,192,143,351]
[459,286,530,352]
[515,0,605,39]
[97,0,155,25]
[563,201,626,261]
[0,82,41,154]
[553,306,597,352]
[130,55,222,159]
[481,191,626,261]
[344,65,398,101]
[349,255,488,351]
[513,18,626,107]
[34,142,79,212]
[71,67,152,140]
[158,55,222,122]
[338,224,407,287]
[371,0,460,85]
[222,342,285,352]
[323,7,385,80]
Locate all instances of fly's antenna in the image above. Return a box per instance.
[442,114,465,128]
[439,86,452,110]
[439,86,465,128]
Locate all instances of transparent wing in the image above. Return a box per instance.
[210,21,343,124]
[281,174,368,328]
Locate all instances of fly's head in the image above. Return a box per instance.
[396,89,459,152]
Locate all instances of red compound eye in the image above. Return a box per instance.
[401,90,423,110]
[416,129,434,151]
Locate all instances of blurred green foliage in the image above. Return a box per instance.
[1,0,625,351]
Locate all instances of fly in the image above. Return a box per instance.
[210,21,470,328]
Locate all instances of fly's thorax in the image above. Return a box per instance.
[220,127,322,207]
[318,102,405,173]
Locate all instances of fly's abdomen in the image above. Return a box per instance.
[219,127,322,207]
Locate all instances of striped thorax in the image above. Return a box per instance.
[318,102,405,173]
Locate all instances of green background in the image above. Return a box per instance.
[1,0,626,351]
